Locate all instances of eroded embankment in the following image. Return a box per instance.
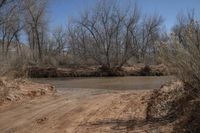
[28,64,168,78]
[0,77,56,106]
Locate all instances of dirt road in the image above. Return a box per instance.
[0,89,173,133]
[0,78,173,133]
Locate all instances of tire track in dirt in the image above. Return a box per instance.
[55,93,116,133]
[0,91,88,132]
[71,93,137,132]
[72,94,119,133]
[72,91,150,133]
[0,97,68,132]
[0,89,151,133]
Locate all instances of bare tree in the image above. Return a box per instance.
[139,14,163,65]
[40,26,68,66]
[68,1,141,69]
[52,26,67,55]
[22,0,47,61]
[0,0,23,58]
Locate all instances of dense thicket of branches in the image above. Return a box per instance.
[160,12,200,91]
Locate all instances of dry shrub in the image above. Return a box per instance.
[146,81,200,132]
[157,15,200,132]
[0,79,10,103]
[146,81,189,120]
[0,53,29,78]
[174,99,200,132]
[140,65,151,76]
[42,55,59,67]
[159,17,200,93]
[0,78,22,103]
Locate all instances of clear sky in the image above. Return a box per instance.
[48,0,200,31]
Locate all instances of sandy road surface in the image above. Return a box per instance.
[0,77,173,133]
[0,89,153,133]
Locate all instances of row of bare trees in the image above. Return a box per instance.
[68,1,163,69]
[4,0,199,72]
[0,0,68,66]
[0,0,164,69]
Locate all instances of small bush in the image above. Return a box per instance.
[140,65,151,76]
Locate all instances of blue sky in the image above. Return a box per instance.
[48,0,200,31]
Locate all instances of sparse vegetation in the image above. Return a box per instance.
[148,12,200,132]
[0,0,163,75]
[159,12,200,97]
[0,0,199,132]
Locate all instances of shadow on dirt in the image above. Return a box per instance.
[82,118,172,132]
